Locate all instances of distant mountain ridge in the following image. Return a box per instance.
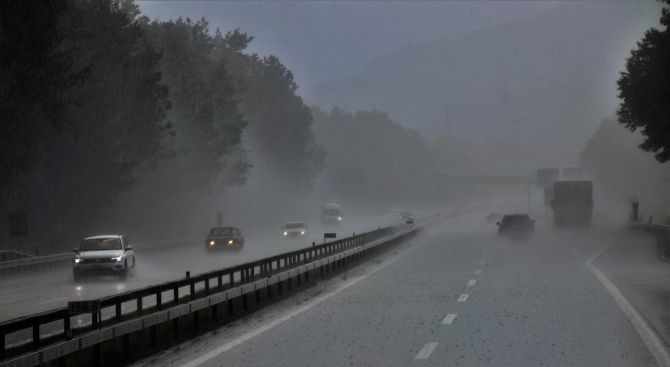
[306,1,661,167]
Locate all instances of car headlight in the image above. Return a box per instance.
[112,255,124,262]
[209,240,215,246]
[74,258,82,264]
[228,240,233,245]
[338,217,342,221]
[301,231,305,235]
[283,231,288,236]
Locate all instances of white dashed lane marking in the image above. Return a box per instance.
[478,261,485,266]
[457,294,469,302]
[467,279,477,287]
[415,342,438,359]
[441,313,457,325]
[474,269,482,275]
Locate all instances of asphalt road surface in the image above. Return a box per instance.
[133,212,663,367]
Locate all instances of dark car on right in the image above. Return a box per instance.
[497,214,535,239]
[206,226,244,252]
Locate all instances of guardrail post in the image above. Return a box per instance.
[229,272,234,287]
[218,275,223,292]
[123,333,131,362]
[205,278,210,295]
[173,318,180,339]
[150,325,157,348]
[228,298,234,315]
[174,287,179,305]
[267,283,273,299]
[94,343,102,367]
[211,304,219,321]
[255,289,261,303]
[297,270,302,286]
[190,281,196,301]
[194,310,200,330]
[31,324,40,348]
[278,279,283,296]
[157,292,163,310]
[243,294,248,310]
[116,302,122,322]
[91,312,98,329]
[137,297,143,315]
[63,315,72,342]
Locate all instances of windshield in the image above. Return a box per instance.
[502,215,531,224]
[80,238,121,251]
[285,223,305,229]
[210,228,235,236]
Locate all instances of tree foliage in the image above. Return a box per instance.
[241,55,325,189]
[0,0,327,250]
[580,117,669,215]
[312,107,473,209]
[617,0,670,162]
[0,0,86,189]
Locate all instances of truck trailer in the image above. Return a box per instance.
[550,180,593,228]
[322,202,343,225]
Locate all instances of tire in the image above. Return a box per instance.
[119,260,128,280]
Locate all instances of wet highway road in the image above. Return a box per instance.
[137,212,662,367]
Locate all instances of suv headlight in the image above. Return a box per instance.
[74,258,82,264]
[112,255,124,262]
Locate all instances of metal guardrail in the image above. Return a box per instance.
[0,223,415,366]
[628,221,670,260]
[0,253,73,274]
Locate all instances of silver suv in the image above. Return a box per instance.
[73,235,135,281]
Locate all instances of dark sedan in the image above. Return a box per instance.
[206,226,244,252]
[497,214,535,239]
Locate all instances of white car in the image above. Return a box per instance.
[283,222,308,237]
[73,235,135,281]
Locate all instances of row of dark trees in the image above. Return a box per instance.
[0,0,326,250]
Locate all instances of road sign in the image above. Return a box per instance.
[324,233,336,239]
[68,300,101,316]
[8,211,28,237]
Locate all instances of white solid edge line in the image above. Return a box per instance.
[415,342,438,359]
[178,237,424,367]
[587,248,670,367]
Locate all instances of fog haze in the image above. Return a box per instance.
[139,1,662,173]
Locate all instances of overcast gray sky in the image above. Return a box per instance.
[137,1,561,91]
